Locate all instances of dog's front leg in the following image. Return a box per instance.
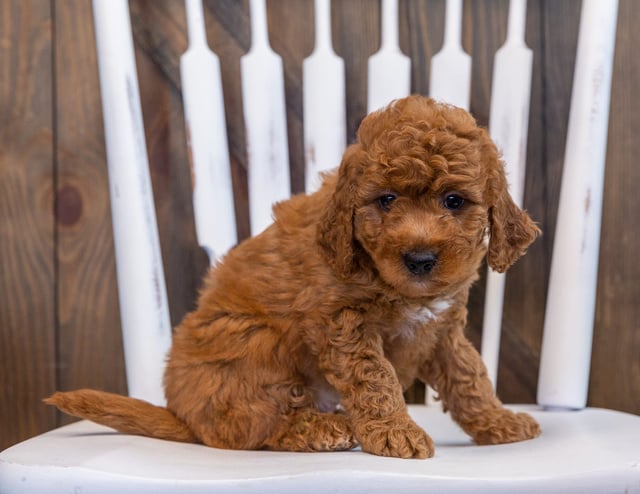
[423,327,541,445]
[318,309,434,459]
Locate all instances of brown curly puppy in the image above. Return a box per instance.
[47,95,541,459]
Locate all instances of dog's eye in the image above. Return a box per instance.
[378,194,397,211]
[443,194,465,210]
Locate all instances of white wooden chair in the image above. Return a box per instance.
[2,0,639,492]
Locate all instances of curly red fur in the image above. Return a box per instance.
[47,96,541,459]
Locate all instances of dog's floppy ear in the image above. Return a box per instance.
[317,144,364,278]
[486,159,541,273]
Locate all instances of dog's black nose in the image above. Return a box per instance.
[404,251,438,275]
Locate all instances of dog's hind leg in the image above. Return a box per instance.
[263,409,357,452]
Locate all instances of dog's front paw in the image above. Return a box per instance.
[472,410,541,445]
[358,416,434,459]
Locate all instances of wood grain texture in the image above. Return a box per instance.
[1,0,639,450]
[265,0,314,194]
[0,0,56,445]
[202,0,252,239]
[332,0,379,141]
[493,0,547,402]
[591,0,640,414]
[54,0,127,424]
[496,0,582,402]
[403,0,445,95]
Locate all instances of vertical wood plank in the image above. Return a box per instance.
[496,0,582,403]
[54,0,127,421]
[520,0,581,402]
[484,0,539,402]
[332,0,379,140]
[465,0,509,123]
[402,0,445,96]
[463,0,508,359]
[266,0,314,194]
[494,0,546,403]
[0,0,56,448]
[590,0,640,414]
[205,0,252,241]
[130,0,253,242]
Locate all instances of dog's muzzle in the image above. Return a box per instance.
[403,251,438,276]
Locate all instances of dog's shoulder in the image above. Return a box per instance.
[272,174,337,233]
[195,178,339,315]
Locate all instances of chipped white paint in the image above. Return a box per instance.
[180,0,237,263]
[367,0,411,113]
[241,0,291,235]
[482,0,533,389]
[3,406,640,492]
[92,0,171,406]
[429,0,471,110]
[303,0,346,193]
[538,0,618,410]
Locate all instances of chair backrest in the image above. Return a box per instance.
[91,0,618,410]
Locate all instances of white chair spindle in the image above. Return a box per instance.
[429,0,471,110]
[92,0,172,406]
[241,0,291,235]
[481,0,533,388]
[367,0,411,113]
[537,0,619,410]
[303,0,346,193]
[180,0,237,264]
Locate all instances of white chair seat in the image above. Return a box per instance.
[2,405,639,493]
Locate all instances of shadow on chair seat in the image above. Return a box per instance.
[2,405,639,493]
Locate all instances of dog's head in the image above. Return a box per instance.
[318,95,540,299]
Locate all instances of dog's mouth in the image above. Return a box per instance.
[394,245,484,300]
[385,249,471,299]
[358,235,471,298]
[368,250,444,299]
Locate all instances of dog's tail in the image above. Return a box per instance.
[44,389,198,443]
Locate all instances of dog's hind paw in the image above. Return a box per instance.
[266,410,358,452]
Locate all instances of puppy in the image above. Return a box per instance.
[47,95,541,459]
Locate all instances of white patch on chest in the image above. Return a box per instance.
[399,298,453,339]
[405,306,438,324]
[430,298,453,315]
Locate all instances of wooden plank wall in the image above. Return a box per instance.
[1,0,638,450]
